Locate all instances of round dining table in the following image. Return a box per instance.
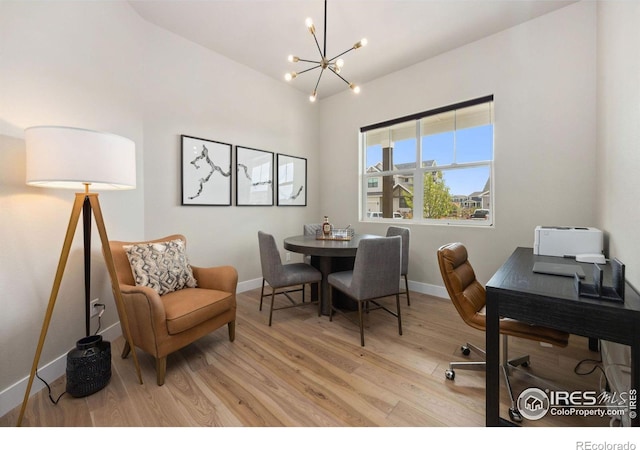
[283,233,382,315]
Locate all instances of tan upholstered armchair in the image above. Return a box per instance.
[108,234,237,385]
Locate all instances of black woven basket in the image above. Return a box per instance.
[66,335,111,398]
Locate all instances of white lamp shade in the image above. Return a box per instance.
[25,126,136,190]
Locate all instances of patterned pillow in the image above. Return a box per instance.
[124,239,197,295]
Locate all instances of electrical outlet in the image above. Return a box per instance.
[90,298,101,318]
[286,252,291,261]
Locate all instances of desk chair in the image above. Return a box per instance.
[386,226,410,306]
[258,231,322,326]
[328,236,402,347]
[437,242,569,422]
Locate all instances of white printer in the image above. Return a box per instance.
[533,226,603,257]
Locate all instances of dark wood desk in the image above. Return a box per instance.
[485,247,640,426]
[284,234,381,315]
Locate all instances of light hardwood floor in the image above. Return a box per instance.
[2,288,613,427]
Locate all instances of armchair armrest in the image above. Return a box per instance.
[191,265,238,293]
[118,283,167,324]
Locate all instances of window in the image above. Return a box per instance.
[360,96,494,225]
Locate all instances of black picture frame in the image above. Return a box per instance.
[235,146,274,206]
[181,135,232,206]
[277,154,307,206]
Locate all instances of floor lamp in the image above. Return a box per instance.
[17,126,143,426]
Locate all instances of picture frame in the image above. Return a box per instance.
[277,154,307,206]
[181,135,232,206]
[235,146,274,206]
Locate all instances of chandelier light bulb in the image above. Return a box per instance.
[285,72,297,81]
[350,83,361,94]
[354,38,368,49]
[305,17,315,34]
[288,55,299,63]
[309,91,317,102]
[336,59,345,68]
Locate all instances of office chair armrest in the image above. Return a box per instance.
[192,265,239,294]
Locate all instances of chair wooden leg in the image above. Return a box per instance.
[121,340,131,359]
[358,300,365,347]
[404,275,411,306]
[228,320,236,342]
[329,286,334,321]
[156,357,167,386]
[268,288,276,326]
[259,279,266,311]
[396,293,403,336]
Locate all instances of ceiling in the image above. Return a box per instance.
[128,0,577,100]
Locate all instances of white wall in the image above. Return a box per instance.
[596,1,640,288]
[139,20,320,284]
[0,0,318,417]
[319,1,598,287]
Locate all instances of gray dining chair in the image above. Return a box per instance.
[386,226,411,306]
[327,235,402,346]
[258,231,322,326]
[303,223,323,264]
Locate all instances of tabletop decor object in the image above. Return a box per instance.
[17,126,143,426]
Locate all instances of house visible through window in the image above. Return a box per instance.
[361,96,494,225]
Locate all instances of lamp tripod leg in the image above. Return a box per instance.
[88,194,143,385]
[16,193,143,427]
[16,194,85,426]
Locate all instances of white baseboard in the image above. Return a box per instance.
[0,278,447,419]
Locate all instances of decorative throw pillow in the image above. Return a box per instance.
[124,239,197,295]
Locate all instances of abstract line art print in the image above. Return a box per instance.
[236,146,274,206]
[277,154,307,206]
[181,135,232,206]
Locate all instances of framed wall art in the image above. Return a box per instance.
[277,154,307,206]
[235,146,274,206]
[181,135,232,206]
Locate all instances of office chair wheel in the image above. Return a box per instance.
[509,408,523,423]
[461,345,471,356]
[445,369,455,380]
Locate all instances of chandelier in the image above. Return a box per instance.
[285,0,367,102]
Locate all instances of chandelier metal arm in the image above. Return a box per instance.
[328,47,355,63]
[298,65,322,76]
[297,58,321,64]
[328,66,352,87]
[314,68,325,92]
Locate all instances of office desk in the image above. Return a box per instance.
[485,247,640,426]
[283,234,381,315]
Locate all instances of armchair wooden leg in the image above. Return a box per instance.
[228,320,236,342]
[121,340,131,359]
[156,357,167,386]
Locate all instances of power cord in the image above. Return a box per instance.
[36,368,66,404]
[92,303,106,335]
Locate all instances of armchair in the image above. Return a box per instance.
[108,234,237,385]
